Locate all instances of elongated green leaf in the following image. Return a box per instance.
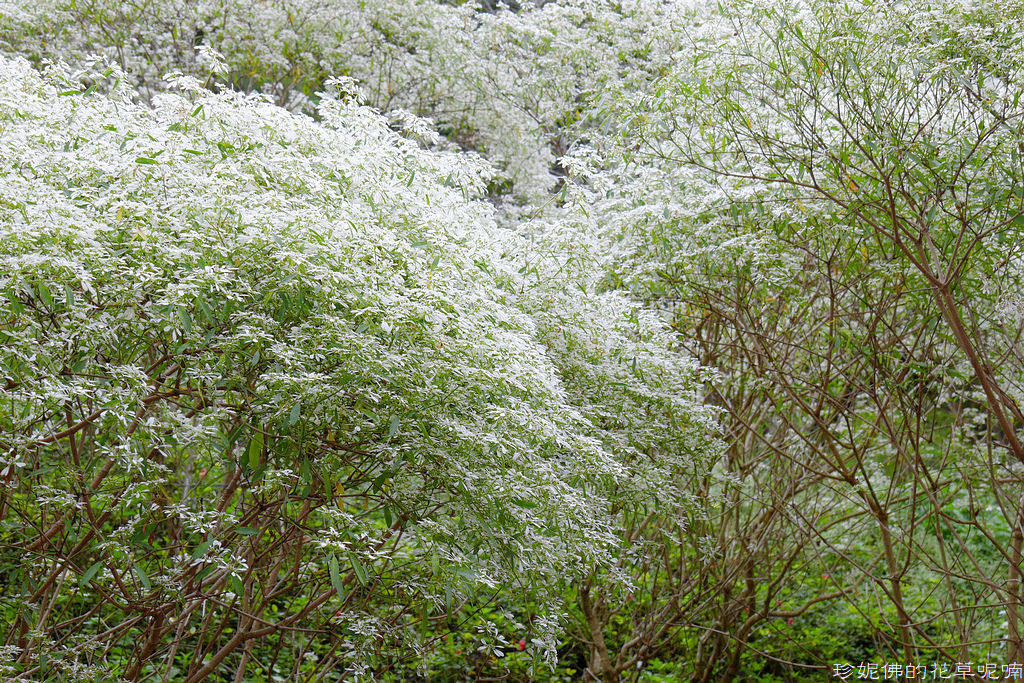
[80,561,103,586]
[177,307,192,334]
[247,431,264,469]
[133,563,151,590]
[192,540,213,560]
[289,402,301,426]
[7,288,23,315]
[196,297,214,323]
[329,554,345,601]
[388,415,400,439]
[347,551,368,586]
[455,568,478,581]
[37,282,53,307]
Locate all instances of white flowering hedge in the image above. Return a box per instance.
[0,57,713,681]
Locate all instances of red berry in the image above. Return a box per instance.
[518,639,526,651]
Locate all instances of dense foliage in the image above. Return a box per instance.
[0,54,713,680]
[1,0,1024,681]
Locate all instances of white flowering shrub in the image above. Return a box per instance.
[569,0,1024,673]
[0,0,697,200]
[0,54,714,680]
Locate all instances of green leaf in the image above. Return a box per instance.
[289,402,301,426]
[347,551,368,586]
[371,472,391,492]
[410,241,430,249]
[510,498,539,509]
[197,297,214,323]
[230,574,244,596]
[222,424,245,452]
[388,415,400,439]
[329,554,346,601]
[7,288,23,315]
[135,157,158,165]
[247,430,264,470]
[234,526,260,537]
[133,563,151,591]
[37,282,53,308]
[177,307,192,334]
[80,561,103,586]
[191,540,213,560]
